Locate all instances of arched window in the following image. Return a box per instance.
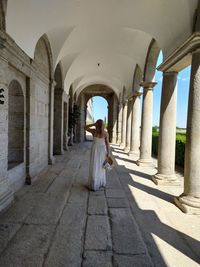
[8,80,24,169]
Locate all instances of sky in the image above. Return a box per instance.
[89,53,191,128]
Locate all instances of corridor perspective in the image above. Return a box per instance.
[1,1,200,266]
[0,142,200,267]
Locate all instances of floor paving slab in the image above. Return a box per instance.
[109,208,147,255]
[88,195,107,215]
[0,223,21,254]
[107,197,129,208]
[44,204,87,267]
[83,251,112,267]
[85,215,112,251]
[106,189,126,198]
[0,225,54,267]
[113,254,153,267]
[25,195,67,225]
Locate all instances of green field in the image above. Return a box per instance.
[152,131,186,167]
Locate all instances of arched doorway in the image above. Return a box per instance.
[85,96,108,141]
[76,84,118,143]
[8,80,24,169]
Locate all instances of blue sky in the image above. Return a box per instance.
[90,53,191,128]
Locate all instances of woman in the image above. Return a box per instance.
[85,119,110,191]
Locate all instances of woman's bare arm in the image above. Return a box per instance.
[105,132,110,157]
[84,123,96,135]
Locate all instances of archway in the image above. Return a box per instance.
[76,84,118,143]
[8,80,24,170]
[85,96,108,141]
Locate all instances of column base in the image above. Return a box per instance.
[124,147,130,153]
[152,173,180,186]
[117,140,121,145]
[128,150,139,157]
[174,195,200,215]
[120,143,125,148]
[136,158,154,167]
[48,156,55,165]
[25,174,32,185]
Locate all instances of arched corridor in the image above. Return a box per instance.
[0,143,199,266]
[0,1,200,266]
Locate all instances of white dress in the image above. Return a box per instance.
[88,137,107,191]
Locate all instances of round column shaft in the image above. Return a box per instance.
[120,100,128,148]
[175,49,200,214]
[117,103,123,144]
[152,72,178,185]
[129,93,141,157]
[137,82,156,166]
[124,99,133,152]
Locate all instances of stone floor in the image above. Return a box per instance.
[0,142,200,267]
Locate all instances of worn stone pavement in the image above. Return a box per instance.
[0,142,200,267]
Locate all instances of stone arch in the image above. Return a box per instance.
[8,80,24,169]
[144,39,161,82]
[132,64,143,93]
[76,84,118,143]
[34,34,53,79]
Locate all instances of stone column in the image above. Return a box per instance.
[63,93,69,151]
[152,72,178,185]
[120,100,128,148]
[112,95,118,143]
[117,102,123,144]
[48,80,56,164]
[129,93,141,157]
[124,99,133,152]
[175,48,200,214]
[137,82,156,166]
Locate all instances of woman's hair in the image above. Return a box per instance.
[96,119,104,136]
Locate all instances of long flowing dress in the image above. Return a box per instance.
[88,137,107,191]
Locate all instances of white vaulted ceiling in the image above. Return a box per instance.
[6,0,198,95]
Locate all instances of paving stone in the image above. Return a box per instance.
[31,171,57,193]
[106,189,125,198]
[0,193,39,224]
[89,189,105,196]
[45,204,87,267]
[88,195,107,215]
[0,223,21,254]
[25,195,67,225]
[68,185,88,206]
[113,254,153,267]
[85,215,112,251]
[110,208,146,255]
[107,198,129,208]
[0,225,54,267]
[83,251,112,267]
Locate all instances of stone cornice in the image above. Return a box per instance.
[158,32,200,72]
[127,92,142,99]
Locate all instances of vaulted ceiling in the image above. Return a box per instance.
[6,0,198,95]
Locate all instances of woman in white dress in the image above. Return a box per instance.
[85,119,110,191]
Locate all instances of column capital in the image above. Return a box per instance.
[132,92,142,98]
[140,81,157,90]
[163,71,178,77]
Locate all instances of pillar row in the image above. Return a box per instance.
[120,100,128,148]
[175,48,200,214]
[129,93,141,157]
[137,82,156,166]
[124,99,133,152]
[117,102,123,144]
[152,72,179,185]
